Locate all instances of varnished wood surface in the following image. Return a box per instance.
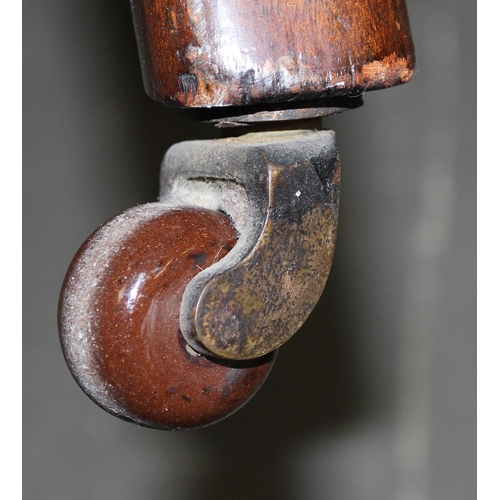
[130,0,415,108]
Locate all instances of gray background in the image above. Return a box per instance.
[24,0,476,499]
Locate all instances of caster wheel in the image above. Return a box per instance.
[59,204,276,430]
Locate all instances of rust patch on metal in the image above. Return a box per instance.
[159,130,340,360]
[195,204,337,358]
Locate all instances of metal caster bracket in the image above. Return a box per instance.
[160,129,340,360]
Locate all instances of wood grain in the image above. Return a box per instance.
[130,0,415,108]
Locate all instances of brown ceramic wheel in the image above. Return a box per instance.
[59,204,276,430]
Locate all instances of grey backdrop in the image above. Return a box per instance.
[24,1,476,499]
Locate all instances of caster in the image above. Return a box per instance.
[59,204,276,429]
[59,129,339,429]
[59,0,415,429]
